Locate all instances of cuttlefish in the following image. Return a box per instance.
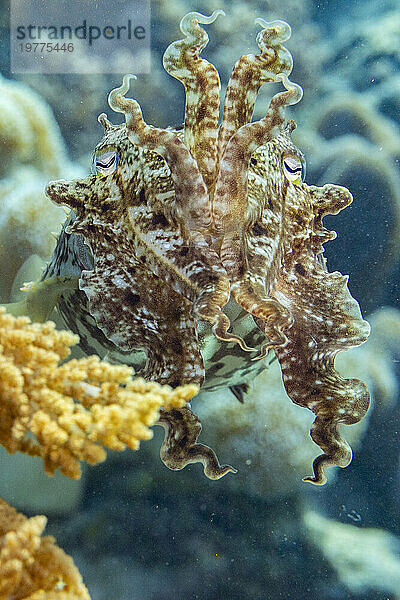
[8,11,370,483]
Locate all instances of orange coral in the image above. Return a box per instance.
[0,307,199,479]
[0,498,90,599]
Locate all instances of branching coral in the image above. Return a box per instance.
[0,307,198,479]
[0,498,90,599]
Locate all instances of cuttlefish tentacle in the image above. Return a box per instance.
[108,74,210,230]
[273,270,371,486]
[108,75,254,353]
[158,405,237,479]
[218,19,293,162]
[213,74,302,235]
[163,10,224,191]
[304,377,370,485]
[212,76,302,352]
[97,112,114,131]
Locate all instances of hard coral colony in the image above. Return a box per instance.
[20,11,369,485]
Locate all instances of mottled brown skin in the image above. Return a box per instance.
[159,407,236,479]
[45,11,370,484]
[47,128,204,387]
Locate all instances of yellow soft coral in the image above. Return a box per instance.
[0,308,198,479]
[0,498,90,600]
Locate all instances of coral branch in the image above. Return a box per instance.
[0,498,90,599]
[0,308,198,479]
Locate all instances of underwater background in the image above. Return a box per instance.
[0,0,400,598]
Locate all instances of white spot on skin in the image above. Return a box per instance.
[156,191,175,202]
[111,276,129,288]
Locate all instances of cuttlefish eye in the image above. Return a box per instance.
[92,150,119,176]
[282,154,305,185]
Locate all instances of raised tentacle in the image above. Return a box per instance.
[212,76,302,356]
[303,377,369,486]
[218,19,293,162]
[158,406,237,479]
[108,76,254,352]
[213,75,302,236]
[163,10,224,191]
[108,74,211,230]
[274,285,371,486]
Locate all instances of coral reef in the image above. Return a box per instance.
[0,498,90,599]
[0,76,66,177]
[304,510,400,599]
[0,307,198,479]
[324,7,400,97]
[295,94,400,312]
[18,72,111,159]
[0,169,66,305]
[349,306,400,405]
[0,77,82,304]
